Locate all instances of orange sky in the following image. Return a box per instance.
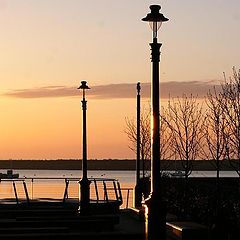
[0,97,141,159]
[0,0,240,159]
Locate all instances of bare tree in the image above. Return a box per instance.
[203,87,227,179]
[125,105,173,176]
[125,106,151,177]
[164,95,205,178]
[160,107,174,162]
[220,67,240,177]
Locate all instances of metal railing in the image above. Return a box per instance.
[0,177,130,207]
[88,178,122,204]
[121,188,134,209]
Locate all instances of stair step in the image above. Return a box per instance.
[0,227,69,234]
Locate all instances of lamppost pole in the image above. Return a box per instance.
[142,5,168,240]
[135,82,142,208]
[136,82,141,185]
[78,80,90,214]
[82,91,87,180]
[150,38,161,195]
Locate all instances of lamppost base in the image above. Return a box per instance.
[78,178,91,215]
[134,183,142,208]
[143,193,167,240]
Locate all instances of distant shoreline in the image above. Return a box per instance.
[0,159,237,171]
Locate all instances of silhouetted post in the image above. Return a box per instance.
[78,81,91,214]
[142,5,168,240]
[135,82,142,208]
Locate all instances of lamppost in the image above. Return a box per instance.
[78,80,91,214]
[135,82,141,208]
[142,5,168,240]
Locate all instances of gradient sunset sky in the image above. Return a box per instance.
[0,0,240,160]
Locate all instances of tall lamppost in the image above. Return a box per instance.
[135,82,141,208]
[78,80,90,214]
[142,5,168,240]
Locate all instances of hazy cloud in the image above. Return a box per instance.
[160,81,222,98]
[3,86,78,99]
[3,81,222,99]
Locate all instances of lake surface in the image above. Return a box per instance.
[12,170,136,184]
[6,169,238,181]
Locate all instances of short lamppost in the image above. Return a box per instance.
[135,82,142,208]
[142,5,169,240]
[78,80,91,215]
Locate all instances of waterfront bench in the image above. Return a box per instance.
[166,221,209,240]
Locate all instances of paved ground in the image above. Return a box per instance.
[117,209,145,236]
[0,202,176,240]
[117,209,176,240]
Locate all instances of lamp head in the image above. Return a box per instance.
[142,5,169,39]
[78,81,90,90]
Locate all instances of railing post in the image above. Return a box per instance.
[113,181,119,201]
[117,181,123,203]
[13,181,19,204]
[126,189,130,209]
[63,179,69,203]
[94,179,99,203]
[31,178,34,200]
[23,181,30,204]
[103,181,108,202]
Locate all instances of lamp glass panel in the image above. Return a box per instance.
[149,21,162,38]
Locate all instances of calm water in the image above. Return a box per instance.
[5,169,239,181]
[7,169,238,180]
[12,170,136,184]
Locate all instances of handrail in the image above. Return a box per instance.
[1,177,118,181]
[0,177,126,207]
[0,177,80,181]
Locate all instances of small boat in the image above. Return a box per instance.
[0,170,19,179]
[170,170,185,178]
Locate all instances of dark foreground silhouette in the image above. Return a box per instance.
[160,177,240,240]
